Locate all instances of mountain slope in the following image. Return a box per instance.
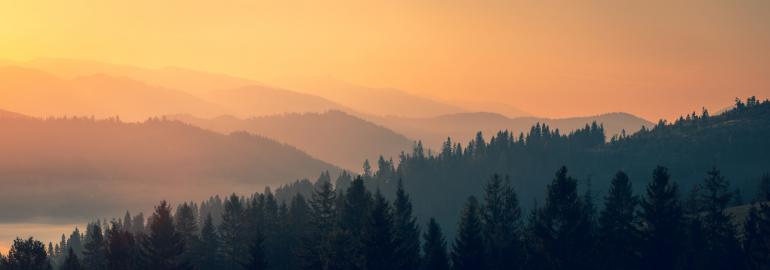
[374,111,653,149]
[170,111,414,171]
[201,86,350,118]
[0,66,225,121]
[272,77,467,117]
[0,112,341,223]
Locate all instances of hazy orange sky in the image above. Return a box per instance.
[1,0,769,120]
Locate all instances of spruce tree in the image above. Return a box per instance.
[364,191,396,270]
[699,168,742,270]
[339,176,373,269]
[532,166,592,270]
[597,171,640,270]
[242,231,267,270]
[82,223,108,270]
[174,202,199,256]
[141,201,187,270]
[392,179,422,270]
[1,237,52,270]
[482,174,523,270]
[287,194,310,270]
[743,202,770,270]
[451,196,484,270]
[194,214,222,270]
[422,218,450,270]
[59,248,83,270]
[219,194,247,270]
[301,180,340,270]
[639,166,685,270]
[106,221,136,270]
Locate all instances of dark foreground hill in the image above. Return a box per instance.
[0,113,341,223]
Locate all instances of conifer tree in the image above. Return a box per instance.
[220,194,247,270]
[532,167,592,270]
[106,221,136,270]
[743,202,770,270]
[452,196,484,270]
[0,237,51,270]
[242,231,267,270]
[82,223,108,270]
[301,180,340,270]
[194,214,222,270]
[393,179,422,270]
[364,191,396,270]
[59,248,83,270]
[698,168,742,270]
[141,201,186,270]
[639,166,685,270]
[422,218,450,270]
[482,174,523,270]
[597,171,640,270]
[339,176,373,269]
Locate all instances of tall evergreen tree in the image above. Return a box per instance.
[286,194,310,270]
[82,223,108,270]
[451,196,484,270]
[482,174,523,270]
[698,168,742,270]
[242,231,267,270]
[194,214,222,270]
[339,176,373,270]
[597,171,640,270]
[0,237,52,270]
[532,166,592,270]
[422,218,450,270]
[59,248,83,270]
[301,180,340,270]
[364,191,396,270]
[174,202,199,254]
[141,201,187,270]
[106,221,137,270]
[392,179,422,270]
[220,194,247,270]
[639,166,685,270]
[743,201,770,270]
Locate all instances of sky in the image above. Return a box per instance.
[1,0,769,120]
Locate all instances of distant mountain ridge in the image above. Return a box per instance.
[0,110,341,223]
[372,111,653,149]
[169,110,414,171]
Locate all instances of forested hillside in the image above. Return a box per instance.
[0,113,340,223]
[355,97,770,234]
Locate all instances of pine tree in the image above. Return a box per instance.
[194,214,222,270]
[532,166,592,270]
[174,202,199,254]
[1,237,52,270]
[743,201,770,270]
[422,218,450,270]
[597,171,640,270]
[242,231,267,270]
[639,166,685,270]
[698,167,742,270]
[59,248,83,270]
[482,174,523,270]
[364,191,396,270]
[392,179,422,270]
[220,194,247,270]
[339,176,373,269]
[451,196,484,270]
[301,180,340,270]
[82,223,108,270]
[106,221,136,270]
[286,194,310,270]
[141,201,187,270]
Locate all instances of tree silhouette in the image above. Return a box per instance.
[451,196,484,270]
[640,166,684,270]
[392,179,422,270]
[597,171,640,270]
[482,174,523,270]
[59,248,83,270]
[0,237,51,270]
[141,201,187,270]
[422,218,450,270]
[82,223,107,270]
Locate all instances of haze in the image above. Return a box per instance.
[2,0,769,120]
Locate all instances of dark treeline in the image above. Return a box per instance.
[346,97,770,236]
[3,166,770,270]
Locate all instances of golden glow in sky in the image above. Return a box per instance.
[1,0,769,120]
